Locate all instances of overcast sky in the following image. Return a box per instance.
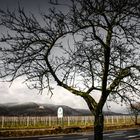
[0,0,127,113]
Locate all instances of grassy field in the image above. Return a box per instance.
[0,115,140,137]
[0,115,139,129]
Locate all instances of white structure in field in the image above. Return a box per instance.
[57,107,63,118]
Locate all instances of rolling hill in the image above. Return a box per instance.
[0,102,123,116]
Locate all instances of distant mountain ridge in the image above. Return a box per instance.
[0,102,123,116]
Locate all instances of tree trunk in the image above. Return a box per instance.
[94,112,104,140]
[135,115,138,125]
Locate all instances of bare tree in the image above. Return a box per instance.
[0,0,140,140]
[129,103,140,125]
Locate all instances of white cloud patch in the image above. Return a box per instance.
[0,77,127,113]
[0,78,88,109]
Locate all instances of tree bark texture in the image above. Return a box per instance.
[94,112,104,140]
[135,115,138,125]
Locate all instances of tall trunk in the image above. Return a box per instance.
[94,111,104,140]
[135,115,138,125]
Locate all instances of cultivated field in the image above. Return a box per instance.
[0,115,140,129]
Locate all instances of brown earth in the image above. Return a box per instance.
[0,124,140,137]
